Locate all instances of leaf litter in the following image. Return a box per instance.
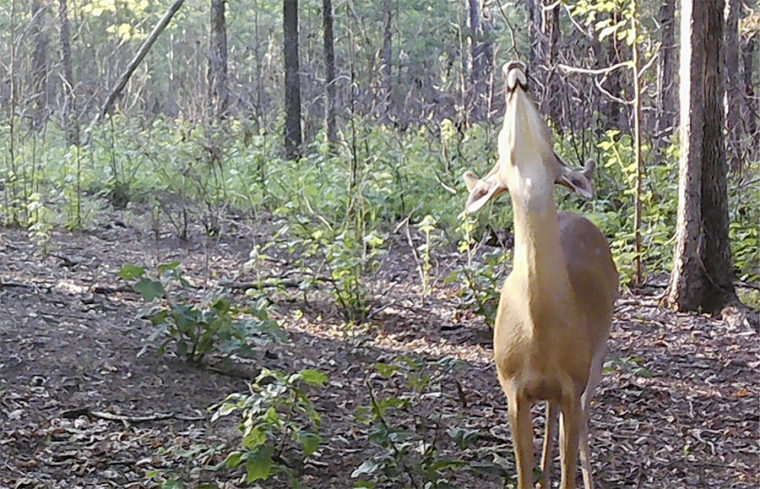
[0,209,757,488]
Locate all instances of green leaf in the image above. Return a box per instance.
[449,427,481,449]
[300,369,328,387]
[243,427,267,449]
[299,432,322,455]
[158,261,182,274]
[134,278,164,301]
[354,481,377,488]
[163,480,186,489]
[246,446,273,482]
[375,362,399,378]
[224,451,244,469]
[119,264,145,280]
[264,406,282,426]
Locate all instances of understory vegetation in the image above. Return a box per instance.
[3,115,759,287]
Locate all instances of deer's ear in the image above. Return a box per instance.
[556,162,595,200]
[463,171,508,213]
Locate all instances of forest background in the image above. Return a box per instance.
[0,0,758,488]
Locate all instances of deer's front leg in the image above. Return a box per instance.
[507,391,535,489]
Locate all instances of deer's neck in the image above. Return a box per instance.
[510,184,573,313]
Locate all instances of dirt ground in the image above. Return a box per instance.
[1,211,758,489]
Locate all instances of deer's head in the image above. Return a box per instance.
[463,61,595,214]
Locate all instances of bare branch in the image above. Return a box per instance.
[558,61,632,75]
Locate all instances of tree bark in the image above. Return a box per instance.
[467,0,492,121]
[468,0,483,96]
[30,0,50,129]
[540,0,561,126]
[742,33,757,154]
[723,0,741,170]
[96,0,185,123]
[57,0,76,145]
[381,0,393,119]
[655,0,677,147]
[632,0,644,285]
[480,0,494,116]
[667,0,735,314]
[208,0,229,121]
[283,0,302,159]
[322,0,337,148]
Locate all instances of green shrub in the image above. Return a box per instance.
[212,368,328,486]
[120,262,286,362]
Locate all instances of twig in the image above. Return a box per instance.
[91,284,133,295]
[219,275,332,291]
[58,406,205,424]
[558,61,632,76]
[736,281,760,292]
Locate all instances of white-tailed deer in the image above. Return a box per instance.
[463,62,618,489]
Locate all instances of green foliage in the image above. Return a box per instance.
[211,368,327,487]
[728,167,760,283]
[121,262,286,362]
[417,214,439,296]
[580,130,678,285]
[3,111,759,301]
[446,214,510,327]
[353,356,510,488]
[144,368,326,489]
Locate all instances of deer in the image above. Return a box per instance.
[462,61,618,489]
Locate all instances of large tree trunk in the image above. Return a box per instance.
[283,0,302,159]
[208,0,229,120]
[667,0,735,314]
[57,0,76,145]
[655,0,677,148]
[723,0,741,170]
[322,0,337,148]
[30,0,50,129]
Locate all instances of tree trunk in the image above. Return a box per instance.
[31,0,50,129]
[480,0,494,117]
[467,0,493,121]
[742,33,757,155]
[723,0,741,170]
[381,0,393,120]
[57,0,76,145]
[655,0,677,147]
[526,0,540,74]
[96,0,185,123]
[468,0,483,119]
[632,0,644,285]
[322,0,337,148]
[540,0,561,127]
[283,0,302,159]
[667,0,735,314]
[600,11,628,131]
[208,0,229,121]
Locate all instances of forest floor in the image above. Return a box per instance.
[0,209,758,489]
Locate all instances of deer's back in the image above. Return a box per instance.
[558,211,619,350]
